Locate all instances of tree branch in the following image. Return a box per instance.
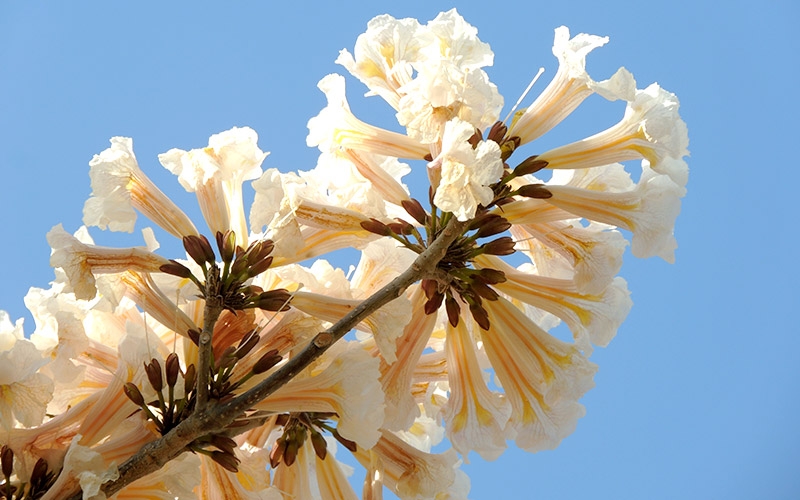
[70,218,467,499]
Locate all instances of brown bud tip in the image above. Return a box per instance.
[235,329,260,359]
[445,295,460,327]
[210,435,238,455]
[216,230,237,264]
[269,438,286,468]
[424,292,444,315]
[517,183,553,199]
[360,218,392,236]
[514,156,549,177]
[421,279,438,300]
[486,121,508,143]
[310,431,328,461]
[252,349,282,374]
[283,439,299,467]
[187,328,201,346]
[254,289,292,312]
[481,237,516,256]
[160,260,193,279]
[165,353,180,388]
[123,382,145,406]
[471,281,499,301]
[475,268,506,285]
[247,255,274,278]
[30,457,48,483]
[144,359,164,392]
[210,450,240,473]
[467,128,482,147]
[184,364,197,393]
[401,198,429,225]
[473,215,512,239]
[183,234,216,265]
[2,445,14,478]
[469,303,491,330]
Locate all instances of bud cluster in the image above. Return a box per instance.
[160,230,292,314]
[1,445,57,500]
[268,412,356,468]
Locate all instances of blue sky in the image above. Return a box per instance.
[1,1,798,499]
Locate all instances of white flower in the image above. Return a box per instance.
[0,312,53,429]
[83,137,198,239]
[159,126,268,246]
[336,14,433,110]
[431,118,504,221]
[510,26,617,144]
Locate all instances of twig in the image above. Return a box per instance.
[67,217,466,499]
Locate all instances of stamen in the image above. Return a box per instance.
[503,67,545,126]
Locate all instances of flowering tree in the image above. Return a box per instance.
[0,10,688,500]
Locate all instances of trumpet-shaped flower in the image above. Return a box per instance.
[83,137,199,239]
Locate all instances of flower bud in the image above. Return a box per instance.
[360,218,392,236]
[210,435,238,456]
[270,437,286,468]
[469,303,491,330]
[210,450,240,473]
[123,382,145,406]
[216,230,237,264]
[252,349,282,374]
[445,295,460,327]
[160,260,193,279]
[481,237,516,256]
[514,156,548,176]
[424,291,444,315]
[165,353,180,388]
[401,198,429,225]
[486,121,508,143]
[253,289,292,312]
[310,430,328,460]
[145,359,163,392]
[184,364,197,393]
[183,234,215,265]
[2,445,14,478]
[472,215,512,239]
[517,183,552,199]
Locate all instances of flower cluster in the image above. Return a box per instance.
[0,9,687,499]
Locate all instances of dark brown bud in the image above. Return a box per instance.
[123,382,145,406]
[247,256,274,278]
[269,438,286,468]
[475,268,507,285]
[187,328,201,346]
[469,303,491,330]
[144,359,163,392]
[235,329,260,359]
[216,231,237,264]
[360,218,392,236]
[445,295,460,327]
[486,121,508,143]
[421,279,438,300]
[283,438,299,467]
[184,364,197,393]
[473,215,512,239]
[424,292,444,315]
[2,445,14,478]
[183,234,216,265]
[517,184,553,199]
[401,198,429,225]
[210,450,240,473]
[514,156,549,176]
[253,289,292,312]
[160,260,193,279]
[210,435,238,456]
[30,457,48,484]
[310,430,328,461]
[467,128,482,147]
[165,353,180,388]
[252,349,282,374]
[471,281,499,301]
[482,237,516,256]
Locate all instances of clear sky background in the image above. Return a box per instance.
[1,1,798,499]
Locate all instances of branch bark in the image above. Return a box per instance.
[66,218,466,499]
